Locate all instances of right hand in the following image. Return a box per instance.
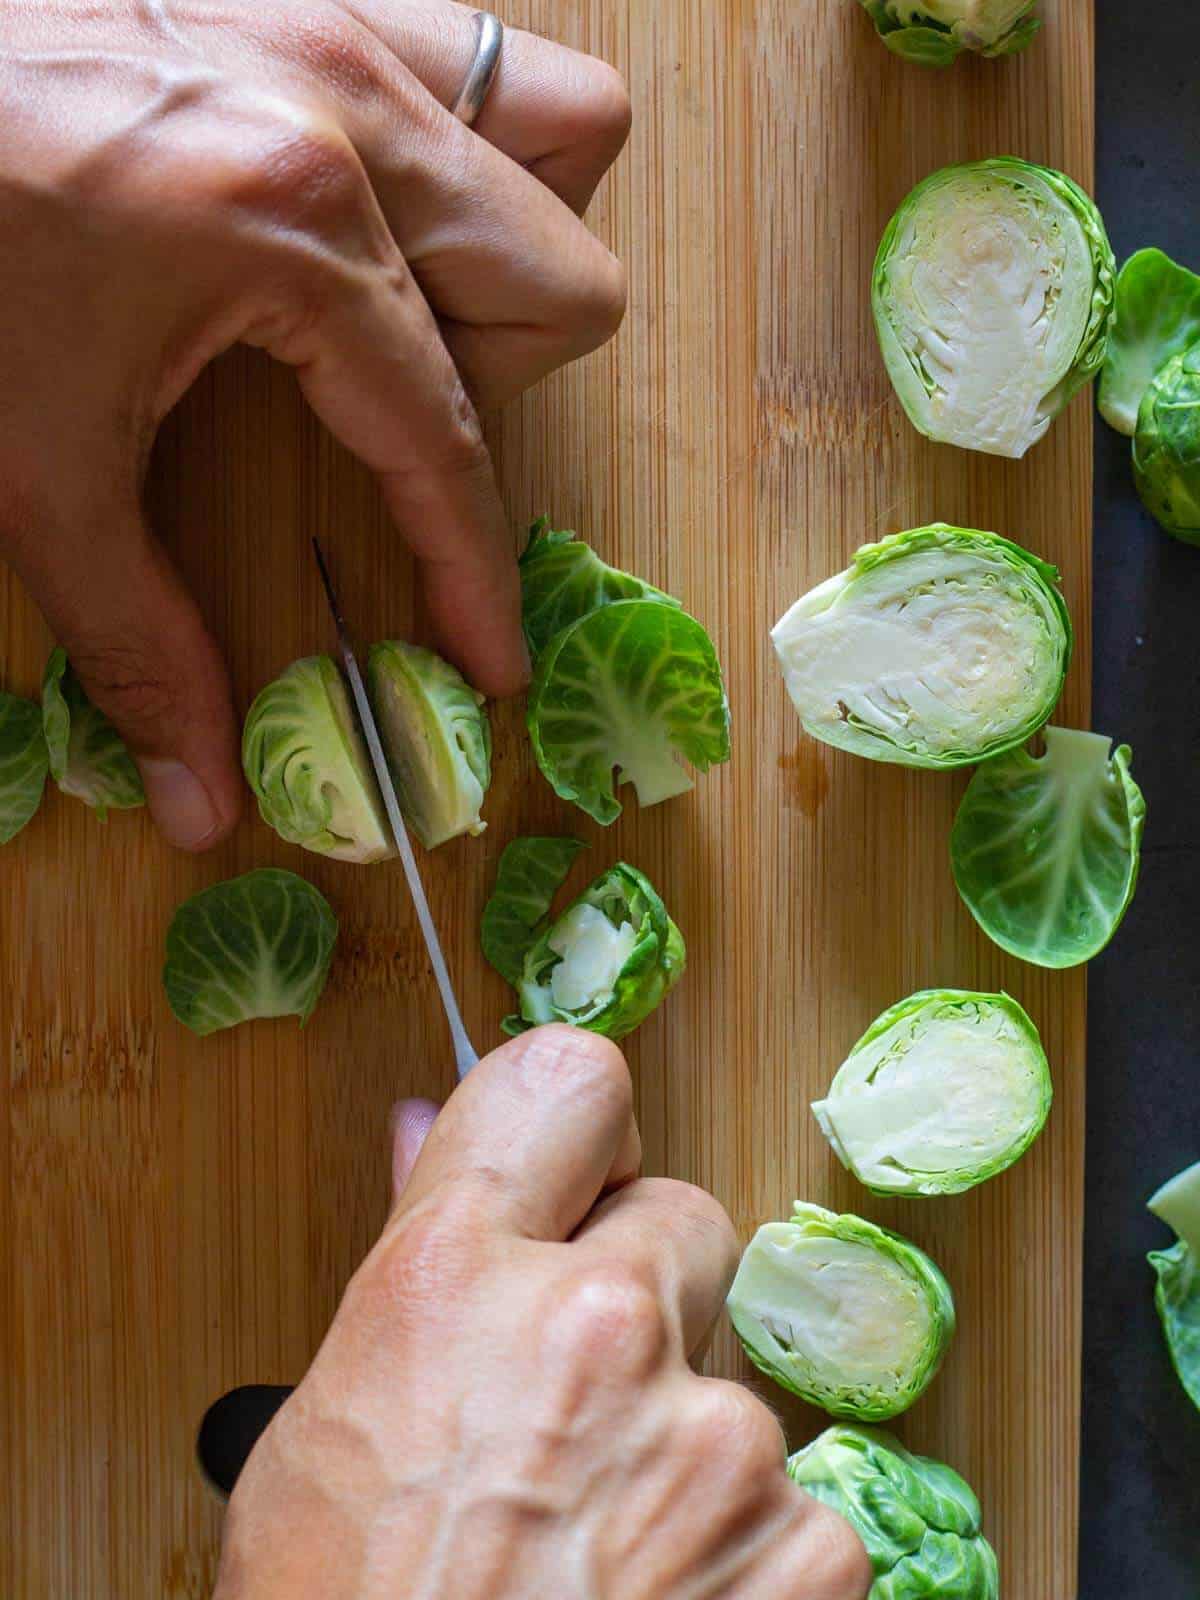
[214,1027,874,1598]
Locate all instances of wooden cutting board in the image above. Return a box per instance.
[1,1,1093,1592]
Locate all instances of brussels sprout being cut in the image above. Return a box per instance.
[951,727,1145,969]
[814,989,1052,1197]
[858,0,1039,67]
[771,525,1070,769]
[1147,1161,1200,1412]
[1099,248,1200,436]
[519,518,680,662]
[788,1426,999,1600]
[42,648,145,817]
[873,159,1114,459]
[0,692,49,844]
[1133,344,1200,544]
[243,656,391,863]
[367,641,491,849]
[481,835,587,985]
[163,868,337,1036]
[528,600,731,825]
[727,1203,954,1421]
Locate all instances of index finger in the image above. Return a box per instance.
[392,1026,642,1241]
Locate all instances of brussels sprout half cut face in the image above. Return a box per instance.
[858,0,1040,67]
[727,1204,955,1421]
[1133,343,1200,545]
[1147,1161,1200,1412]
[788,1426,999,1599]
[873,159,1114,458]
[1099,248,1200,436]
[0,691,49,844]
[771,525,1070,768]
[813,989,1052,1197]
[42,648,145,817]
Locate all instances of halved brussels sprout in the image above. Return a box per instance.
[243,656,392,864]
[367,641,491,849]
[858,0,1039,66]
[528,599,731,825]
[42,648,145,816]
[727,1203,955,1420]
[771,525,1070,768]
[951,727,1145,969]
[519,517,680,662]
[1133,343,1200,544]
[873,159,1114,458]
[1099,248,1200,436]
[163,868,338,1035]
[0,691,49,844]
[813,989,1052,1197]
[1147,1161,1200,1412]
[788,1426,999,1600]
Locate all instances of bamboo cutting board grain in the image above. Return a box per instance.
[1,2,1093,1593]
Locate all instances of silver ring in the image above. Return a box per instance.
[451,12,503,126]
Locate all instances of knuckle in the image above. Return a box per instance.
[579,60,633,149]
[639,1178,739,1275]
[271,10,388,103]
[355,1194,479,1316]
[686,1380,786,1477]
[547,1264,668,1378]
[227,109,368,235]
[66,639,177,730]
[567,242,628,350]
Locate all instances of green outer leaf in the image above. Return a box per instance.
[1147,1161,1200,1411]
[857,0,1038,64]
[528,599,731,826]
[1099,248,1200,436]
[727,1203,955,1421]
[1132,342,1200,544]
[789,1426,998,1599]
[481,836,587,985]
[0,691,49,844]
[813,987,1052,1197]
[519,517,680,662]
[163,868,338,1036]
[950,727,1145,969]
[42,648,145,819]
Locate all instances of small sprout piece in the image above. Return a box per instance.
[367,641,492,849]
[42,648,145,817]
[1099,248,1200,436]
[1133,344,1200,544]
[814,989,1052,1197]
[857,0,1039,66]
[951,727,1145,969]
[772,525,1070,768]
[1147,1161,1200,1412]
[727,1203,955,1421]
[0,692,49,844]
[873,159,1114,458]
[519,518,680,662]
[528,600,731,825]
[481,836,587,985]
[243,656,391,863]
[788,1426,999,1599]
[163,868,337,1036]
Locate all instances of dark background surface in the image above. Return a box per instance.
[1082,3,1200,1594]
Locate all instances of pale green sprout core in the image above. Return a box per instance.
[0,692,49,844]
[42,648,145,817]
[814,989,1052,1197]
[858,0,1039,66]
[548,904,638,1011]
[1147,1161,1200,1412]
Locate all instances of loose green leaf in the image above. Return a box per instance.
[519,518,680,662]
[1099,248,1200,436]
[1147,1161,1200,1412]
[42,648,145,818]
[481,836,587,986]
[727,1203,955,1421]
[1132,342,1200,544]
[163,868,337,1036]
[858,0,1038,66]
[0,692,49,844]
[951,727,1145,969]
[528,599,731,825]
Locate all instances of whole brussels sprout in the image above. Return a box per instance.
[857,0,1040,67]
[1147,1160,1200,1412]
[1133,342,1200,544]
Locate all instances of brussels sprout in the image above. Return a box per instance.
[163,868,337,1035]
[1133,343,1200,544]
[367,640,492,849]
[243,656,391,863]
[1147,1161,1200,1412]
[771,525,1070,769]
[1098,248,1200,436]
[951,727,1145,969]
[857,0,1039,66]
[813,989,1052,1197]
[42,648,145,817]
[788,1426,999,1600]
[484,844,685,1040]
[0,691,49,844]
[727,1203,955,1421]
[873,159,1114,459]
[528,599,731,825]
[519,517,680,662]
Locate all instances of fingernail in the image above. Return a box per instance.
[389,1098,440,1197]
[140,758,221,850]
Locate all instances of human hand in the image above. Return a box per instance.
[213,1028,873,1599]
[0,0,629,847]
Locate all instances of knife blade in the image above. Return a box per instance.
[311,538,479,1079]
